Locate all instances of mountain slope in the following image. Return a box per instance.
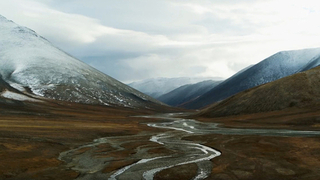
[158,80,221,106]
[199,66,320,117]
[0,15,164,109]
[128,77,222,98]
[183,48,320,109]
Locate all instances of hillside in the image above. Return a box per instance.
[183,48,320,109]
[0,15,164,109]
[158,80,221,106]
[199,66,320,117]
[128,77,221,98]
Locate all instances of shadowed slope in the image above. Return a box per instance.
[199,66,320,117]
[184,48,320,109]
[158,80,221,106]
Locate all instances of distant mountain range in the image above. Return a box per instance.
[199,65,320,117]
[158,80,221,107]
[2,14,320,114]
[183,48,320,109]
[128,77,223,98]
[0,15,164,109]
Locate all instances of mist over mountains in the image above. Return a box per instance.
[158,80,221,107]
[128,77,222,98]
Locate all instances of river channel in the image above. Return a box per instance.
[59,113,320,180]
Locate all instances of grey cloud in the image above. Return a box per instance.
[1,0,319,83]
[81,56,134,83]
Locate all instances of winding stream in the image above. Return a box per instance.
[59,113,320,180]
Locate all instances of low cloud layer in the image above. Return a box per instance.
[1,0,320,82]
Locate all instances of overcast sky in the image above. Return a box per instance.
[1,0,320,83]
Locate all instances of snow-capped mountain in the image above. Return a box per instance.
[158,80,221,107]
[0,15,164,108]
[199,65,320,117]
[128,77,223,98]
[184,48,320,109]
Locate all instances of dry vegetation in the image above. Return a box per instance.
[199,66,320,118]
[0,99,175,179]
[184,134,320,180]
[2,74,320,180]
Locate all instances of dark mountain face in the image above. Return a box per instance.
[0,75,21,93]
[0,15,164,109]
[300,56,320,72]
[0,76,6,92]
[158,80,221,107]
[128,77,220,99]
[199,66,320,117]
[183,48,320,109]
[0,75,25,105]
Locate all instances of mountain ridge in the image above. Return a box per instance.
[0,15,164,109]
[128,77,222,98]
[158,80,221,107]
[183,47,320,109]
[198,65,320,117]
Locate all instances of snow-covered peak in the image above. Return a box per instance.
[0,15,163,108]
[0,16,81,79]
[0,15,7,21]
[184,47,320,109]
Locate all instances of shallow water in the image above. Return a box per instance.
[59,113,320,180]
[149,117,320,137]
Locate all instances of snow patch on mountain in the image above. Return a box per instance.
[243,49,320,87]
[184,47,320,109]
[0,15,163,108]
[1,90,41,102]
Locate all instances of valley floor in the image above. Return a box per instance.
[1,101,320,180]
[0,101,169,179]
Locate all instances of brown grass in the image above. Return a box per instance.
[2,90,320,179]
[0,99,174,179]
[185,135,320,180]
[199,66,320,117]
[154,163,198,180]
